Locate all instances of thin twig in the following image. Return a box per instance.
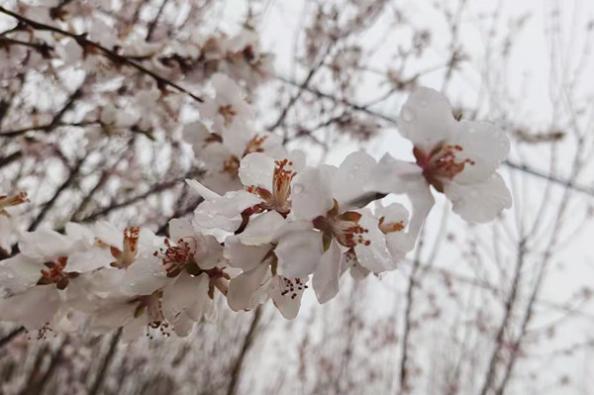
[226,306,263,395]
[0,326,25,349]
[88,329,122,395]
[146,0,171,41]
[28,156,86,231]
[0,6,203,103]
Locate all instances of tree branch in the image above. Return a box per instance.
[0,6,203,103]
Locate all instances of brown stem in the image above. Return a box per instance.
[226,307,263,395]
[0,326,25,349]
[88,329,122,395]
[28,156,86,231]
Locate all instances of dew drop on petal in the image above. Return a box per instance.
[293,183,304,194]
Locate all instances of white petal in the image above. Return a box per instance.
[375,202,409,225]
[0,286,61,329]
[65,222,95,244]
[291,166,334,220]
[68,248,113,273]
[121,256,169,295]
[398,87,458,151]
[238,152,275,190]
[444,173,512,223]
[0,254,42,293]
[451,121,510,184]
[238,211,285,246]
[182,121,212,155]
[370,154,425,195]
[332,150,376,205]
[375,202,413,261]
[227,263,270,312]
[192,190,261,232]
[194,234,223,270]
[398,177,435,243]
[185,274,215,322]
[224,236,272,271]
[275,229,323,278]
[312,240,343,304]
[162,272,200,315]
[93,221,124,249]
[353,210,394,273]
[19,229,73,259]
[168,217,194,242]
[185,179,221,201]
[269,275,307,319]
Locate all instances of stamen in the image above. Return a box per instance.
[413,144,475,192]
[379,216,405,234]
[111,227,140,269]
[157,238,197,277]
[313,200,371,249]
[242,135,268,156]
[222,155,240,177]
[37,256,78,290]
[218,104,237,126]
[279,277,308,300]
[0,192,28,215]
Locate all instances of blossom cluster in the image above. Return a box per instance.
[0,75,512,340]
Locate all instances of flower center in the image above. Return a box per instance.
[110,227,140,269]
[129,290,169,335]
[313,200,370,250]
[37,256,78,290]
[157,238,198,277]
[222,155,241,178]
[242,135,268,156]
[413,144,475,192]
[246,159,295,216]
[218,104,237,126]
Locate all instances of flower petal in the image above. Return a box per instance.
[238,152,275,191]
[269,275,307,319]
[238,211,286,246]
[451,121,510,184]
[291,166,334,220]
[332,150,376,205]
[182,121,212,155]
[193,190,262,233]
[353,210,394,273]
[224,236,272,271]
[185,179,221,201]
[275,228,323,278]
[398,87,458,151]
[444,173,512,223]
[312,240,343,304]
[227,263,270,312]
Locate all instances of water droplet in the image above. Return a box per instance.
[401,108,414,122]
[293,183,304,194]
